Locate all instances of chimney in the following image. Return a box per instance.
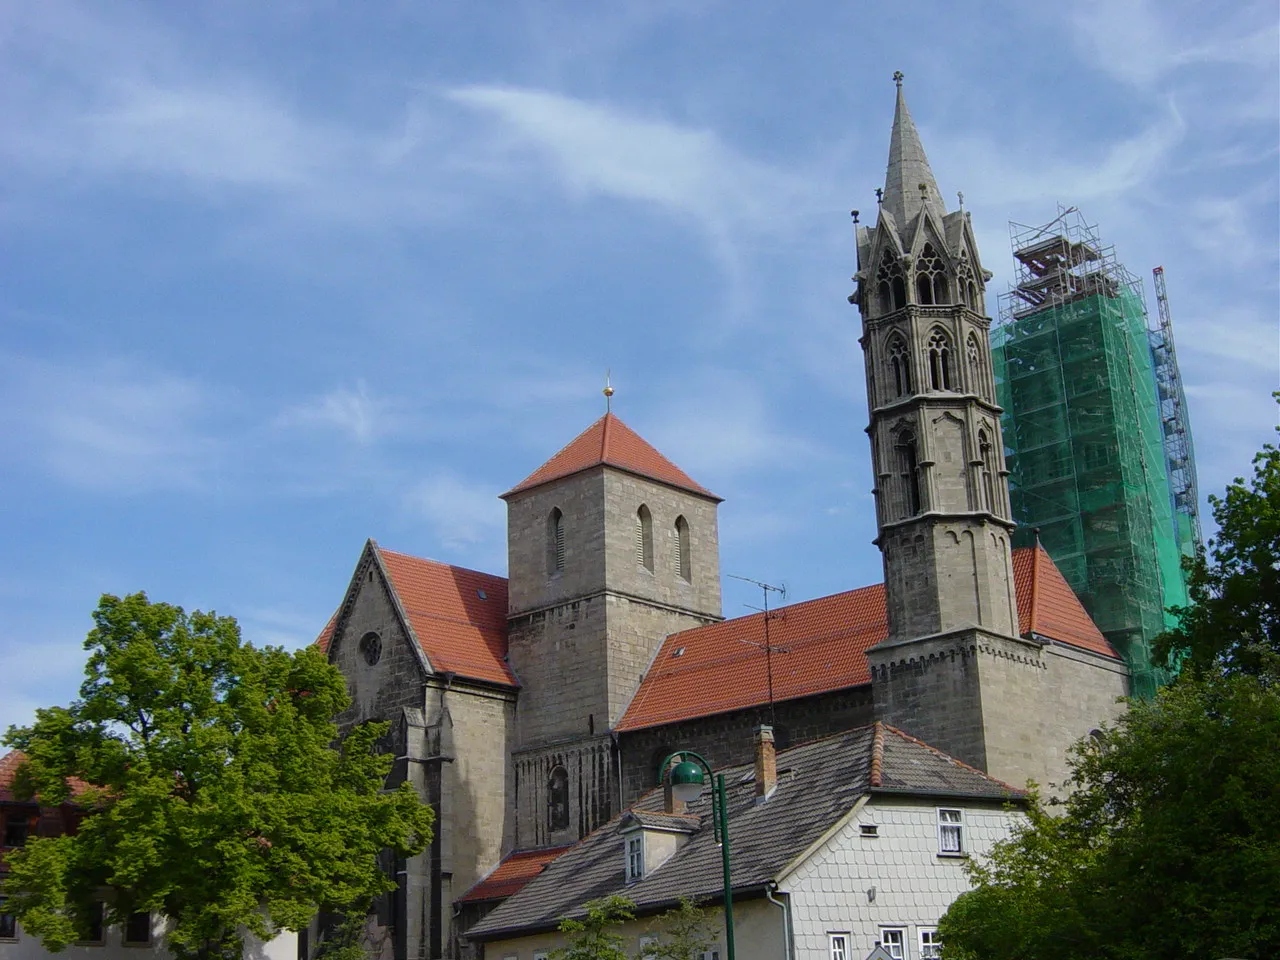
[754,725,776,799]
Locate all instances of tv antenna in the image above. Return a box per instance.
[728,574,787,726]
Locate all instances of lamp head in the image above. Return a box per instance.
[669,759,706,804]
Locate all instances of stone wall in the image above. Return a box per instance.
[618,687,875,806]
[512,735,616,849]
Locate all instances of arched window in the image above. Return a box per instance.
[915,243,948,305]
[895,430,921,517]
[966,333,984,397]
[548,766,569,832]
[546,508,565,575]
[978,429,996,514]
[928,329,954,391]
[635,505,654,572]
[876,259,906,313]
[674,516,691,582]
[887,335,912,398]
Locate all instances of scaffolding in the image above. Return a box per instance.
[992,208,1197,698]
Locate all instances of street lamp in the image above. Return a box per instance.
[660,751,735,960]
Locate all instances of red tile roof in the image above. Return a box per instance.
[456,845,573,904]
[0,750,91,803]
[379,549,516,688]
[617,546,1117,732]
[1013,544,1115,659]
[503,413,718,501]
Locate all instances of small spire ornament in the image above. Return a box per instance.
[892,70,904,88]
[603,370,614,413]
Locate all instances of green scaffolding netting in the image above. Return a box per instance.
[993,290,1193,699]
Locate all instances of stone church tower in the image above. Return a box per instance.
[852,76,1054,783]
[500,412,722,849]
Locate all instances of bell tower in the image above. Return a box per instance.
[852,75,1043,781]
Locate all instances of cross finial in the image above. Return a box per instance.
[603,370,614,413]
[875,187,883,204]
[957,190,965,210]
[850,209,860,225]
[892,70,904,88]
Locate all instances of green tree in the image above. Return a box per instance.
[939,671,1280,959]
[2,592,434,960]
[549,895,636,960]
[1155,414,1279,681]
[640,898,715,959]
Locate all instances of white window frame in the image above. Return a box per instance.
[878,927,907,960]
[533,952,549,960]
[638,935,658,956]
[937,807,964,855]
[919,926,942,959]
[829,932,850,960]
[625,832,644,883]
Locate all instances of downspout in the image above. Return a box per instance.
[765,882,795,960]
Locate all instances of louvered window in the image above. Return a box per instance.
[547,508,565,575]
[635,505,654,571]
[674,516,691,582]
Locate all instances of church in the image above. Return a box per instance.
[314,78,1130,959]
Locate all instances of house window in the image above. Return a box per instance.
[700,951,721,960]
[638,936,658,955]
[829,933,850,960]
[534,952,550,960]
[878,927,906,960]
[625,833,644,883]
[674,516,691,582]
[547,766,570,832]
[0,897,16,941]
[938,808,964,854]
[124,911,152,945]
[2,810,31,847]
[920,928,942,959]
[77,902,105,944]
[547,508,566,575]
[635,505,654,572]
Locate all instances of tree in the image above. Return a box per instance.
[2,592,434,960]
[549,896,636,960]
[640,898,714,960]
[1155,413,1279,681]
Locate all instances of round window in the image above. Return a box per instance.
[358,632,382,666]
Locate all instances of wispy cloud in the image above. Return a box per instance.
[404,473,506,551]
[274,381,397,444]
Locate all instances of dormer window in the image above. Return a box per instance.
[625,833,644,883]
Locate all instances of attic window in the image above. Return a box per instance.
[625,834,644,883]
[477,588,487,600]
[860,824,879,838]
[671,647,686,658]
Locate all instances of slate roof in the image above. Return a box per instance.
[316,544,516,688]
[618,546,1116,732]
[503,413,719,501]
[457,845,574,904]
[466,724,1024,941]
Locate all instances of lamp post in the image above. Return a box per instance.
[660,751,735,960]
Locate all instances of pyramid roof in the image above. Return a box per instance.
[503,413,718,501]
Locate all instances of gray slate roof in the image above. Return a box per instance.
[467,724,1023,941]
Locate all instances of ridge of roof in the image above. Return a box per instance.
[502,413,719,501]
[456,845,574,905]
[869,721,885,788]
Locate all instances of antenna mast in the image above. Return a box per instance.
[729,574,787,726]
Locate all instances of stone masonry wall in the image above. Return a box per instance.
[618,687,875,806]
[505,470,606,617]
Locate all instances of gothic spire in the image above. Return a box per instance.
[880,72,945,228]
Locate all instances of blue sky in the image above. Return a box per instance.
[2,1,1277,734]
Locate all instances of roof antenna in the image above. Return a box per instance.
[729,574,788,727]
[603,370,614,414]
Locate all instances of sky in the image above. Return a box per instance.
[2,0,1277,735]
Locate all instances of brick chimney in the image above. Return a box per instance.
[663,774,686,816]
[754,725,776,799]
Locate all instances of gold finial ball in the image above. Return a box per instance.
[603,384,615,398]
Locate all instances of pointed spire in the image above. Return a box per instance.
[880,72,945,228]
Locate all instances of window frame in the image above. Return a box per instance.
[625,832,644,883]
[878,926,907,960]
[0,896,17,941]
[75,901,106,946]
[1,807,34,848]
[828,932,850,960]
[937,807,965,856]
[123,910,153,946]
[919,927,942,959]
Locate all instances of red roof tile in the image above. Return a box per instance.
[1013,544,1116,659]
[503,413,718,500]
[457,846,573,904]
[617,546,1118,732]
[377,549,516,688]
[0,750,91,803]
